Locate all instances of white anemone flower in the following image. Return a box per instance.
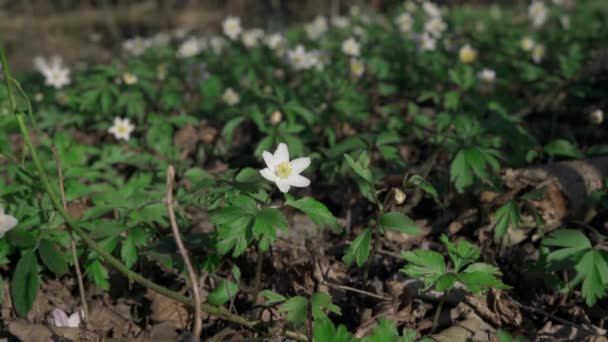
[51,308,82,328]
[241,29,264,48]
[521,36,536,51]
[529,1,548,28]
[350,58,365,78]
[122,36,150,56]
[260,143,311,193]
[396,12,414,34]
[222,16,242,40]
[459,44,477,64]
[424,16,447,38]
[422,1,442,18]
[0,207,17,239]
[177,37,204,58]
[222,88,240,106]
[108,117,135,141]
[419,33,437,52]
[209,36,227,54]
[341,37,360,57]
[42,65,71,89]
[331,16,349,28]
[532,44,545,63]
[305,16,328,41]
[477,68,496,83]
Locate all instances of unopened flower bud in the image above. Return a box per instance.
[393,188,406,205]
[263,86,273,95]
[589,109,604,125]
[270,110,282,125]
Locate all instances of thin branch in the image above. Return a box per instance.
[166,165,202,341]
[323,281,391,301]
[51,145,89,325]
[511,298,607,336]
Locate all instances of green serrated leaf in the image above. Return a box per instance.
[379,212,422,235]
[208,279,239,306]
[38,239,68,275]
[343,228,372,266]
[286,197,340,232]
[11,251,40,317]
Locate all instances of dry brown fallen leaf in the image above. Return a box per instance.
[431,317,481,342]
[7,320,81,341]
[146,289,190,330]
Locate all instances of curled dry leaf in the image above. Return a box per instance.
[146,289,190,330]
[431,317,481,342]
[489,289,522,327]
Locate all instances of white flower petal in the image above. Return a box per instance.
[273,143,289,164]
[275,180,291,193]
[289,157,311,174]
[262,151,276,169]
[287,174,311,188]
[3,215,17,231]
[260,168,276,182]
[67,311,82,328]
[51,308,70,327]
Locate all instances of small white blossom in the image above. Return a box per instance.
[331,16,349,28]
[521,36,536,51]
[341,37,360,57]
[419,33,437,52]
[424,16,447,38]
[396,12,414,34]
[260,143,311,193]
[0,206,17,239]
[122,72,138,85]
[209,36,227,54]
[459,44,477,63]
[529,1,548,28]
[404,1,417,13]
[532,44,545,63]
[150,32,170,47]
[122,36,150,56]
[241,29,264,48]
[305,16,328,41]
[34,56,70,89]
[589,109,604,125]
[50,308,82,328]
[108,117,135,141]
[177,37,204,58]
[264,33,286,54]
[350,58,365,78]
[222,16,242,40]
[422,1,442,18]
[222,88,240,106]
[478,68,496,83]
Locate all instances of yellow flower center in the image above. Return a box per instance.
[275,162,293,179]
[117,125,128,134]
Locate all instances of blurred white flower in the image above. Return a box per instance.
[521,36,536,51]
[241,29,264,48]
[490,5,502,19]
[286,45,313,70]
[173,28,189,40]
[150,32,170,47]
[395,12,414,34]
[108,117,135,141]
[341,37,360,57]
[0,206,17,239]
[51,308,82,328]
[422,1,441,18]
[529,1,548,28]
[477,68,496,83]
[419,33,437,52]
[34,56,70,89]
[305,16,328,40]
[270,110,283,125]
[264,33,286,55]
[122,72,138,85]
[122,36,150,56]
[352,26,366,38]
[589,109,604,125]
[209,36,227,54]
[404,1,417,13]
[424,16,447,38]
[331,16,349,28]
[350,58,365,78]
[552,0,564,5]
[560,15,571,30]
[177,37,204,58]
[222,87,240,106]
[260,143,311,193]
[222,16,242,40]
[532,44,545,63]
[459,44,477,63]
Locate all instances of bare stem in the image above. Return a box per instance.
[431,295,445,333]
[166,165,202,340]
[253,245,264,300]
[51,146,89,325]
